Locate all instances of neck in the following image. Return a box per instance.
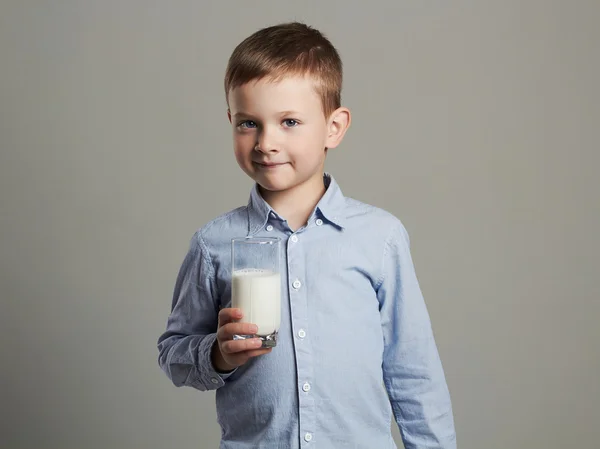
[259,173,326,231]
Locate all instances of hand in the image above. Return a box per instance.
[211,308,272,372]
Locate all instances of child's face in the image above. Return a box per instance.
[227,76,343,195]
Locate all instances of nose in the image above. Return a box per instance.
[255,126,279,154]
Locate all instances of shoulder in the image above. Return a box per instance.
[343,196,410,243]
[189,205,248,248]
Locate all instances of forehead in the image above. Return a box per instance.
[228,76,323,114]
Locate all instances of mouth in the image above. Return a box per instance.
[254,161,288,169]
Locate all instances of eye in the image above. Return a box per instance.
[238,120,257,129]
[283,119,298,127]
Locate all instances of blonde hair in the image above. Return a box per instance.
[224,22,343,118]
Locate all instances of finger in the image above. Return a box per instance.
[218,308,243,328]
[221,338,264,355]
[226,348,272,366]
[218,322,258,341]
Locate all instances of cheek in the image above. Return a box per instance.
[233,137,255,165]
[290,128,321,148]
[233,145,247,163]
[233,134,252,153]
[294,129,327,155]
[233,148,250,172]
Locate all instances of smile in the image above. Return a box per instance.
[254,162,287,169]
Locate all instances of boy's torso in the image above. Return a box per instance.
[199,176,400,448]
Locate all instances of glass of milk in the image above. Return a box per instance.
[231,237,281,347]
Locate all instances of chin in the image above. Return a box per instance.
[255,175,297,193]
[257,180,293,192]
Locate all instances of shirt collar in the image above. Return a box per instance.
[247,173,347,235]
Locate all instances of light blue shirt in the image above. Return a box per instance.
[157,174,456,449]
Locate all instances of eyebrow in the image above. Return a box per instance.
[278,110,302,117]
[232,110,302,119]
[231,112,254,119]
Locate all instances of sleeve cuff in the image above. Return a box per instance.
[197,333,237,389]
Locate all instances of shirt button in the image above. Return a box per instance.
[316,219,323,226]
[298,329,306,338]
[302,382,311,392]
[290,235,298,243]
[266,225,274,232]
[210,378,219,384]
[292,280,302,290]
[304,433,313,442]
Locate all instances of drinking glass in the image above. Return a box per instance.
[231,237,281,347]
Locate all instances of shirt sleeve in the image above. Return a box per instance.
[157,231,235,391]
[377,220,457,449]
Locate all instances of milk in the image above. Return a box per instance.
[231,269,281,336]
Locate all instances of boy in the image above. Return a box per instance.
[158,22,456,449]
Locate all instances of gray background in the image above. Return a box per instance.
[1,1,598,448]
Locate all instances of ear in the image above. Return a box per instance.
[325,107,351,149]
[227,109,232,123]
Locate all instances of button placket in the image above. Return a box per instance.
[286,226,314,447]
